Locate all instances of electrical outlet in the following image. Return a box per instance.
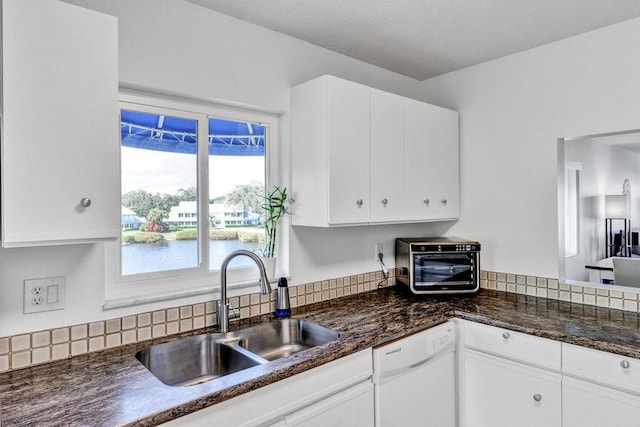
[375,243,384,261]
[24,277,65,314]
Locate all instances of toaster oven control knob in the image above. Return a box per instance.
[423,199,430,206]
[381,198,388,206]
[356,199,363,207]
[533,394,542,402]
[441,199,447,206]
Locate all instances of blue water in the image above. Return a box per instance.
[122,239,262,275]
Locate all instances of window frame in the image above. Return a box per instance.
[104,92,279,310]
[564,161,582,258]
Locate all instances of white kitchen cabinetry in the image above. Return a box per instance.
[1,0,120,247]
[460,321,562,427]
[404,99,459,221]
[291,75,370,226]
[562,343,640,427]
[291,75,459,226]
[163,349,373,426]
[370,88,405,222]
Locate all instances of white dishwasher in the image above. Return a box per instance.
[373,321,456,427]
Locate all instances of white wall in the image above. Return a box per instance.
[418,17,640,279]
[0,0,450,336]
[563,140,640,281]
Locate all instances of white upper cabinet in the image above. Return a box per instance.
[370,88,405,222]
[405,98,459,221]
[1,0,120,247]
[291,75,370,226]
[291,75,459,227]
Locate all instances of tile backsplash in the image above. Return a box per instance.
[2,268,640,373]
[0,270,393,373]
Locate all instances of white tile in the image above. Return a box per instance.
[597,296,610,307]
[106,333,121,348]
[584,294,596,305]
[547,289,558,299]
[623,300,638,312]
[571,293,583,303]
[137,312,151,327]
[559,291,571,302]
[166,322,180,335]
[166,308,179,322]
[106,319,121,334]
[180,306,193,319]
[122,315,137,330]
[51,343,69,360]
[536,288,548,298]
[193,303,205,317]
[138,327,152,341]
[0,354,9,372]
[70,340,87,356]
[32,331,50,348]
[179,319,192,332]
[516,284,526,294]
[89,322,104,337]
[32,347,50,365]
[152,311,165,325]
[0,338,9,354]
[152,324,166,338]
[610,290,623,299]
[260,303,270,314]
[526,286,537,296]
[193,316,205,329]
[122,330,137,345]
[11,334,30,352]
[11,351,30,369]
[89,337,104,352]
[610,298,623,310]
[70,325,87,341]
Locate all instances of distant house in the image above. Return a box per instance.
[166,201,260,227]
[121,206,146,230]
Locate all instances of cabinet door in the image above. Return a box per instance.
[327,77,370,225]
[285,381,374,427]
[404,99,459,221]
[1,0,119,247]
[464,350,561,427]
[370,88,405,222]
[563,377,640,427]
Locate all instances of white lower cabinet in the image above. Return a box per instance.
[460,320,563,427]
[163,349,372,426]
[284,381,373,426]
[563,377,640,427]
[562,342,640,427]
[464,350,562,427]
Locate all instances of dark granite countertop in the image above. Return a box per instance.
[2,287,640,426]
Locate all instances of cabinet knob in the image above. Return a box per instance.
[621,360,630,369]
[356,199,363,207]
[381,198,388,206]
[423,199,430,206]
[80,197,92,208]
[533,394,542,402]
[441,199,447,206]
[502,332,510,339]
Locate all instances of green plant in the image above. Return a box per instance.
[262,186,287,258]
[175,229,197,240]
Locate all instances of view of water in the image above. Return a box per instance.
[122,239,262,275]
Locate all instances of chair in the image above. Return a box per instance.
[612,258,640,288]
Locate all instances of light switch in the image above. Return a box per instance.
[46,285,58,304]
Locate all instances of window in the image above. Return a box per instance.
[105,93,278,308]
[564,162,581,257]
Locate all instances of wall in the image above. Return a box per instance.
[0,0,448,337]
[563,139,640,281]
[418,17,640,279]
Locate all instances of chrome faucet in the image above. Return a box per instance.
[218,250,272,334]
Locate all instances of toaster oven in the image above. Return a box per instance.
[395,237,480,294]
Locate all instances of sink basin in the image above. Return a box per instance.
[136,319,340,386]
[229,318,341,361]
[135,333,265,387]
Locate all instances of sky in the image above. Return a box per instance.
[121,147,265,198]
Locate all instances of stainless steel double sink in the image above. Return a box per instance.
[136,318,340,387]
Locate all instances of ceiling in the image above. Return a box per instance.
[187,0,640,81]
